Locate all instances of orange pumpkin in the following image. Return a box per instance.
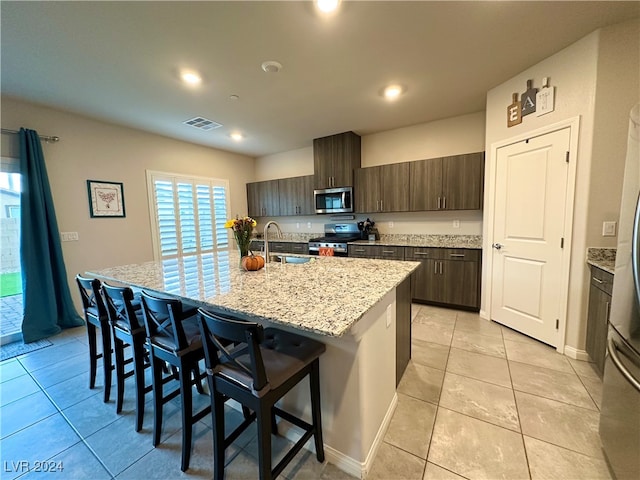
[241,254,264,271]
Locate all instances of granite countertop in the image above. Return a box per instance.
[586,247,616,274]
[351,234,483,249]
[88,251,419,338]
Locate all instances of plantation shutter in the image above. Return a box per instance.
[147,171,230,260]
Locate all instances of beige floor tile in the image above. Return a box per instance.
[439,372,520,432]
[515,391,603,458]
[455,313,503,339]
[412,304,422,321]
[416,305,458,325]
[524,436,612,480]
[509,361,597,410]
[500,326,542,345]
[423,462,466,480]
[428,408,529,480]
[368,442,426,480]
[412,339,450,371]
[568,357,601,380]
[397,362,445,404]
[451,330,506,358]
[580,376,603,410]
[504,340,573,373]
[446,347,511,388]
[385,393,437,459]
[413,319,454,347]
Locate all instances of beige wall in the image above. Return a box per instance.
[1,96,255,312]
[254,111,486,236]
[483,19,640,354]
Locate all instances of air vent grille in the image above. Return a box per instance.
[183,117,223,131]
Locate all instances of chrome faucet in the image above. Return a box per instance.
[263,221,283,263]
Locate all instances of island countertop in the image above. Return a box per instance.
[88,251,419,338]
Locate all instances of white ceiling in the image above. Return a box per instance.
[2,1,638,157]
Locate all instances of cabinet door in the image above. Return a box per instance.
[313,136,334,189]
[247,180,279,217]
[381,163,410,212]
[333,131,361,187]
[246,182,262,218]
[587,282,611,376]
[409,158,442,211]
[442,152,485,210]
[354,167,381,213]
[299,175,315,215]
[440,260,479,308]
[278,177,298,216]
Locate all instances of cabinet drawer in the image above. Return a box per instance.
[591,267,614,296]
[269,242,289,253]
[348,244,377,258]
[289,243,309,254]
[250,240,264,251]
[441,249,481,262]
[378,246,405,260]
[405,247,442,260]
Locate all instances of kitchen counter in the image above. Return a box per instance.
[88,250,419,338]
[587,247,616,274]
[88,250,419,476]
[351,234,483,249]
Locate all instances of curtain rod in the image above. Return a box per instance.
[1,128,60,143]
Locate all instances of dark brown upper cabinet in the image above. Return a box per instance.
[313,131,361,189]
[278,175,314,216]
[410,152,485,211]
[247,179,280,217]
[354,163,410,213]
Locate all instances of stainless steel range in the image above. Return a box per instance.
[308,223,361,256]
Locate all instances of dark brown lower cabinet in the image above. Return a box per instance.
[396,277,411,386]
[586,266,613,377]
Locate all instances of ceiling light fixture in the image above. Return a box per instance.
[230,132,243,141]
[180,70,202,86]
[261,61,283,73]
[315,0,340,13]
[383,84,404,100]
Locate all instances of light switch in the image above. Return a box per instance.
[61,232,79,241]
[602,221,617,237]
[453,220,460,228]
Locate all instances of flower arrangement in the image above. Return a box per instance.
[224,216,256,258]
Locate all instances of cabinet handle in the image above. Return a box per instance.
[443,196,446,209]
[434,262,438,274]
[437,197,441,209]
[355,248,366,252]
[606,301,611,321]
[449,254,465,258]
[382,250,395,254]
[380,200,383,211]
[439,262,443,274]
[413,252,430,256]
[592,277,603,284]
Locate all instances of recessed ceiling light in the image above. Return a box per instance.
[261,61,283,73]
[315,0,340,13]
[230,132,243,141]
[180,70,202,85]
[383,84,404,100]
[229,94,240,101]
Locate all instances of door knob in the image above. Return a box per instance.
[492,243,504,250]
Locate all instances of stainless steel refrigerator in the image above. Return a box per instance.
[599,103,640,480]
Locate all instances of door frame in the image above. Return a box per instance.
[482,116,580,353]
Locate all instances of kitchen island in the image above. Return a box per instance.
[88,251,419,478]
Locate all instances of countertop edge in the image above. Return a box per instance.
[587,260,615,275]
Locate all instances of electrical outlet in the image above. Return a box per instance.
[60,232,79,242]
[388,221,394,229]
[307,222,312,229]
[602,221,617,237]
[296,222,300,229]
[453,220,460,228]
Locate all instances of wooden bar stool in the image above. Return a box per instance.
[101,283,150,432]
[75,274,113,403]
[139,291,210,472]
[198,308,326,480]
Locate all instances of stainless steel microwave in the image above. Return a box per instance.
[314,186,354,214]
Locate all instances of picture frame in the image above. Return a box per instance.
[87,180,126,218]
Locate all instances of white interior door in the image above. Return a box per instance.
[490,128,571,346]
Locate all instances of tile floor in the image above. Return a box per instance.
[0,305,611,479]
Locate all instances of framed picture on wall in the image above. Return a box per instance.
[87,180,126,218]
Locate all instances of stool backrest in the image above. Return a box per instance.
[102,283,143,332]
[75,274,107,321]
[140,291,188,351]
[198,308,268,392]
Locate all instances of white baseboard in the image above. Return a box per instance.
[563,345,590,361]
[479,309,489,321]
[276,393,399,479]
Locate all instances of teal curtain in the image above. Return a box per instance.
[19,128,83,343]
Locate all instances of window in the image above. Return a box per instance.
[147,171,230,259]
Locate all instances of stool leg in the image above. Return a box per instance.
[180,360,194,472]
[150,353,163,447]
[212,391,226,480]
[133,339,146,432]
[101,325,112,403]
[114,335,125,413]
[87,322,98,389]
[310,359,325,462]
[257,402,273,480]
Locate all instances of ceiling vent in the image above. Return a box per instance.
[183,116,222,131]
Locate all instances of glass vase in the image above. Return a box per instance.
[238,244,249,268]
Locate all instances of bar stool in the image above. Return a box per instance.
[75,274,113,403]
[197,308,326,480]
[139,291,210,472]
[101,283,150,432]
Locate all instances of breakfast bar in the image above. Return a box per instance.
[88,251,419,477]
